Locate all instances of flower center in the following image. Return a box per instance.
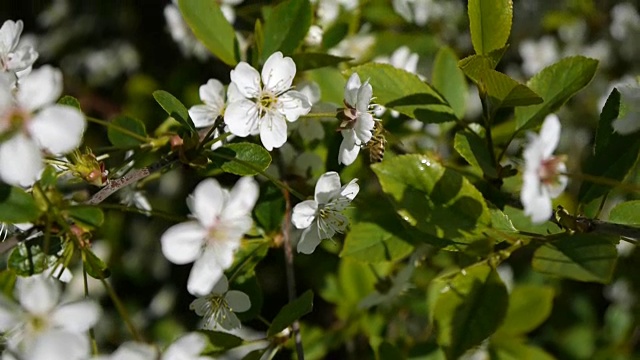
[0,107,29,137]
[26,314,49,335]
[200,294,233,329]
[538,156,565,185]
[257,91,277,118]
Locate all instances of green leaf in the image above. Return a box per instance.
[268,290,313,336]
[609,200,640,226]
[532,234,617,283]
[458,48,508,83]
[578,89,640,203]
[432,46,468,119]
[8,244,50,277]
[340,222,413,263]
[489,336,556,360]
[66,206,104,229]
[515,56,598,131]
[208,143,272,176]
[372,154,492,250]
[496,285,554,335]
[0,270,16,297]
[468,0,513,55]
[454,130,498,178]
[107,115,147,148]
[227,240,269,282]
[480,70,543,110]
[0,185,41,223]
[153,90,196,133]
[83,248,111,279]
[261,0,312,62]
[254,183,285,232]
[200,330,244,354]
[345,63,457,124]
[433,264,509,360]
[177,0,237,66]
[290,52,351,71]
[58,95,81,110]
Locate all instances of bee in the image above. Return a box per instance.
[366,121,387,163]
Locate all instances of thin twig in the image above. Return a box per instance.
[282,187,304,360]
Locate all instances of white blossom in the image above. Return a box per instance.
[224,51,311,151]
[0,66,86,186]
[164,3,210,61]
[520,114,568,224]
[161,177,258,296]
[0,274,100,360]
[292,171,359,254]
[190,275,251,330]
[189,79,240,150]
[519,36,559,77]
[93,332,213,360]
[612,84,640,135]
[0,20,38,76]
[338,73,375,165]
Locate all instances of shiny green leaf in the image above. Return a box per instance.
[107,115,147,148]
[66,206,104,229]
[208,143,272,176]
[261,0,312,62]
[153,90,196,133]
[496,285,554,335]
[468,0,513,55]
[433,47,468,119]
[454,130,498,178]
[83,248,111,279]
[340,222,414,263]
[480,69,543,110]
[609,200,640,226]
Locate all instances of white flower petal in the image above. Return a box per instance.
[108,342,157,360]
[225,290,251,313]
[223,176,259,221]
[259,111,288,151]
[187,253,223,296]
[192,178,225,228]
[230,62,261,98]
[279,91,311,122]
[226,82,244,103]
[314,172,341,204]
[261,51,296,93]
[344,73,362,107]
[165,332,208,358]
[340,179,360,201]
[538,114,561,158]
[200,79,225,107]
[338,130,360,166]
[521,172,552,224]
[211,275,230,295]
[189,104,219,128]
[160,221,206,265]
[208,238,239,270]
[297,222,322,254]
[356,80,373,114]
[217,308,241,330]
[17,274,60,315]
[51,300,101,332]
[0,20,22,55]
[0,297,20,332]
[26,330,89,360]
[355,113,374,144]
[16,65,62,111]
[0,133,43,187]
[224,99,260,137]
[6,46,38,73]
[28,105,85,154]
[292,200,318,229]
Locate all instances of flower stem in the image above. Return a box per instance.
[82,266,99,355]
[86,116,151,143]
[282,187,305,360]
[100,277,143,341]
[562,171,640,193]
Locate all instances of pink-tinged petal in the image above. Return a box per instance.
[259,111,287,151]
[225,290,251,312]
[191,178,225,228]
[338,130,360,166]
[189,104,219,128]
[230,62,261,98]
[224,100,260,137]
[160,221,206,265]
[211,275,229,295]
[0,133,43,187]
[262,51,296,93]
[292,200,318,229]
[187,253,223,296]
[17,274,60,315]
[344,73,362,107]
[17,65,62,111]
[340,179,360,201]
[26,330,90,360]
[539,114,561,158]
[223,176,259,221]
[28,105,85,154]
[356,80,373,114]
[0,20,22,54]
[52,300,101,332]
[279,91,311,122]
[165,333,208,358]
[297,221,322,254]
[200,79,225,107]
[0,297,20,332]
[314,172,341,204]
[355,113,374,144]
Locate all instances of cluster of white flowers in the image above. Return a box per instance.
[0,20,86,187]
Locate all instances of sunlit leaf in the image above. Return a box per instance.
[433,46,468,119]
[454,130,498,178]
[207,143,272,176]
[468,0,513,55]
[609,200,640,226]
[261,0,312,62]
[340,222,413,263]
[496,285,554,335]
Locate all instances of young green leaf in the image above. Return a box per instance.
[345,63,457,123]
[433,264,509,360]
[107,115,147,148]
[261,0,312,62]
[0,185,41,223]
[372,154,492,250]
[514,56,598,131]
[153,90,196,133]
[468,0,513,55]
[458,47,508,83]
[58,95,81,110]
[207,143,272,176]
[83,248,111,279]
[432,46,468,119]
[578,89,640,203]
[268,290,313,336]
[454,130,498,178]
[609,200,640,226]
[340,222,414,263]
[532,234,617,283]
[496,285,554,335]
[480,69,543,110]
[66,206,105,229]
[177,0,237,66]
